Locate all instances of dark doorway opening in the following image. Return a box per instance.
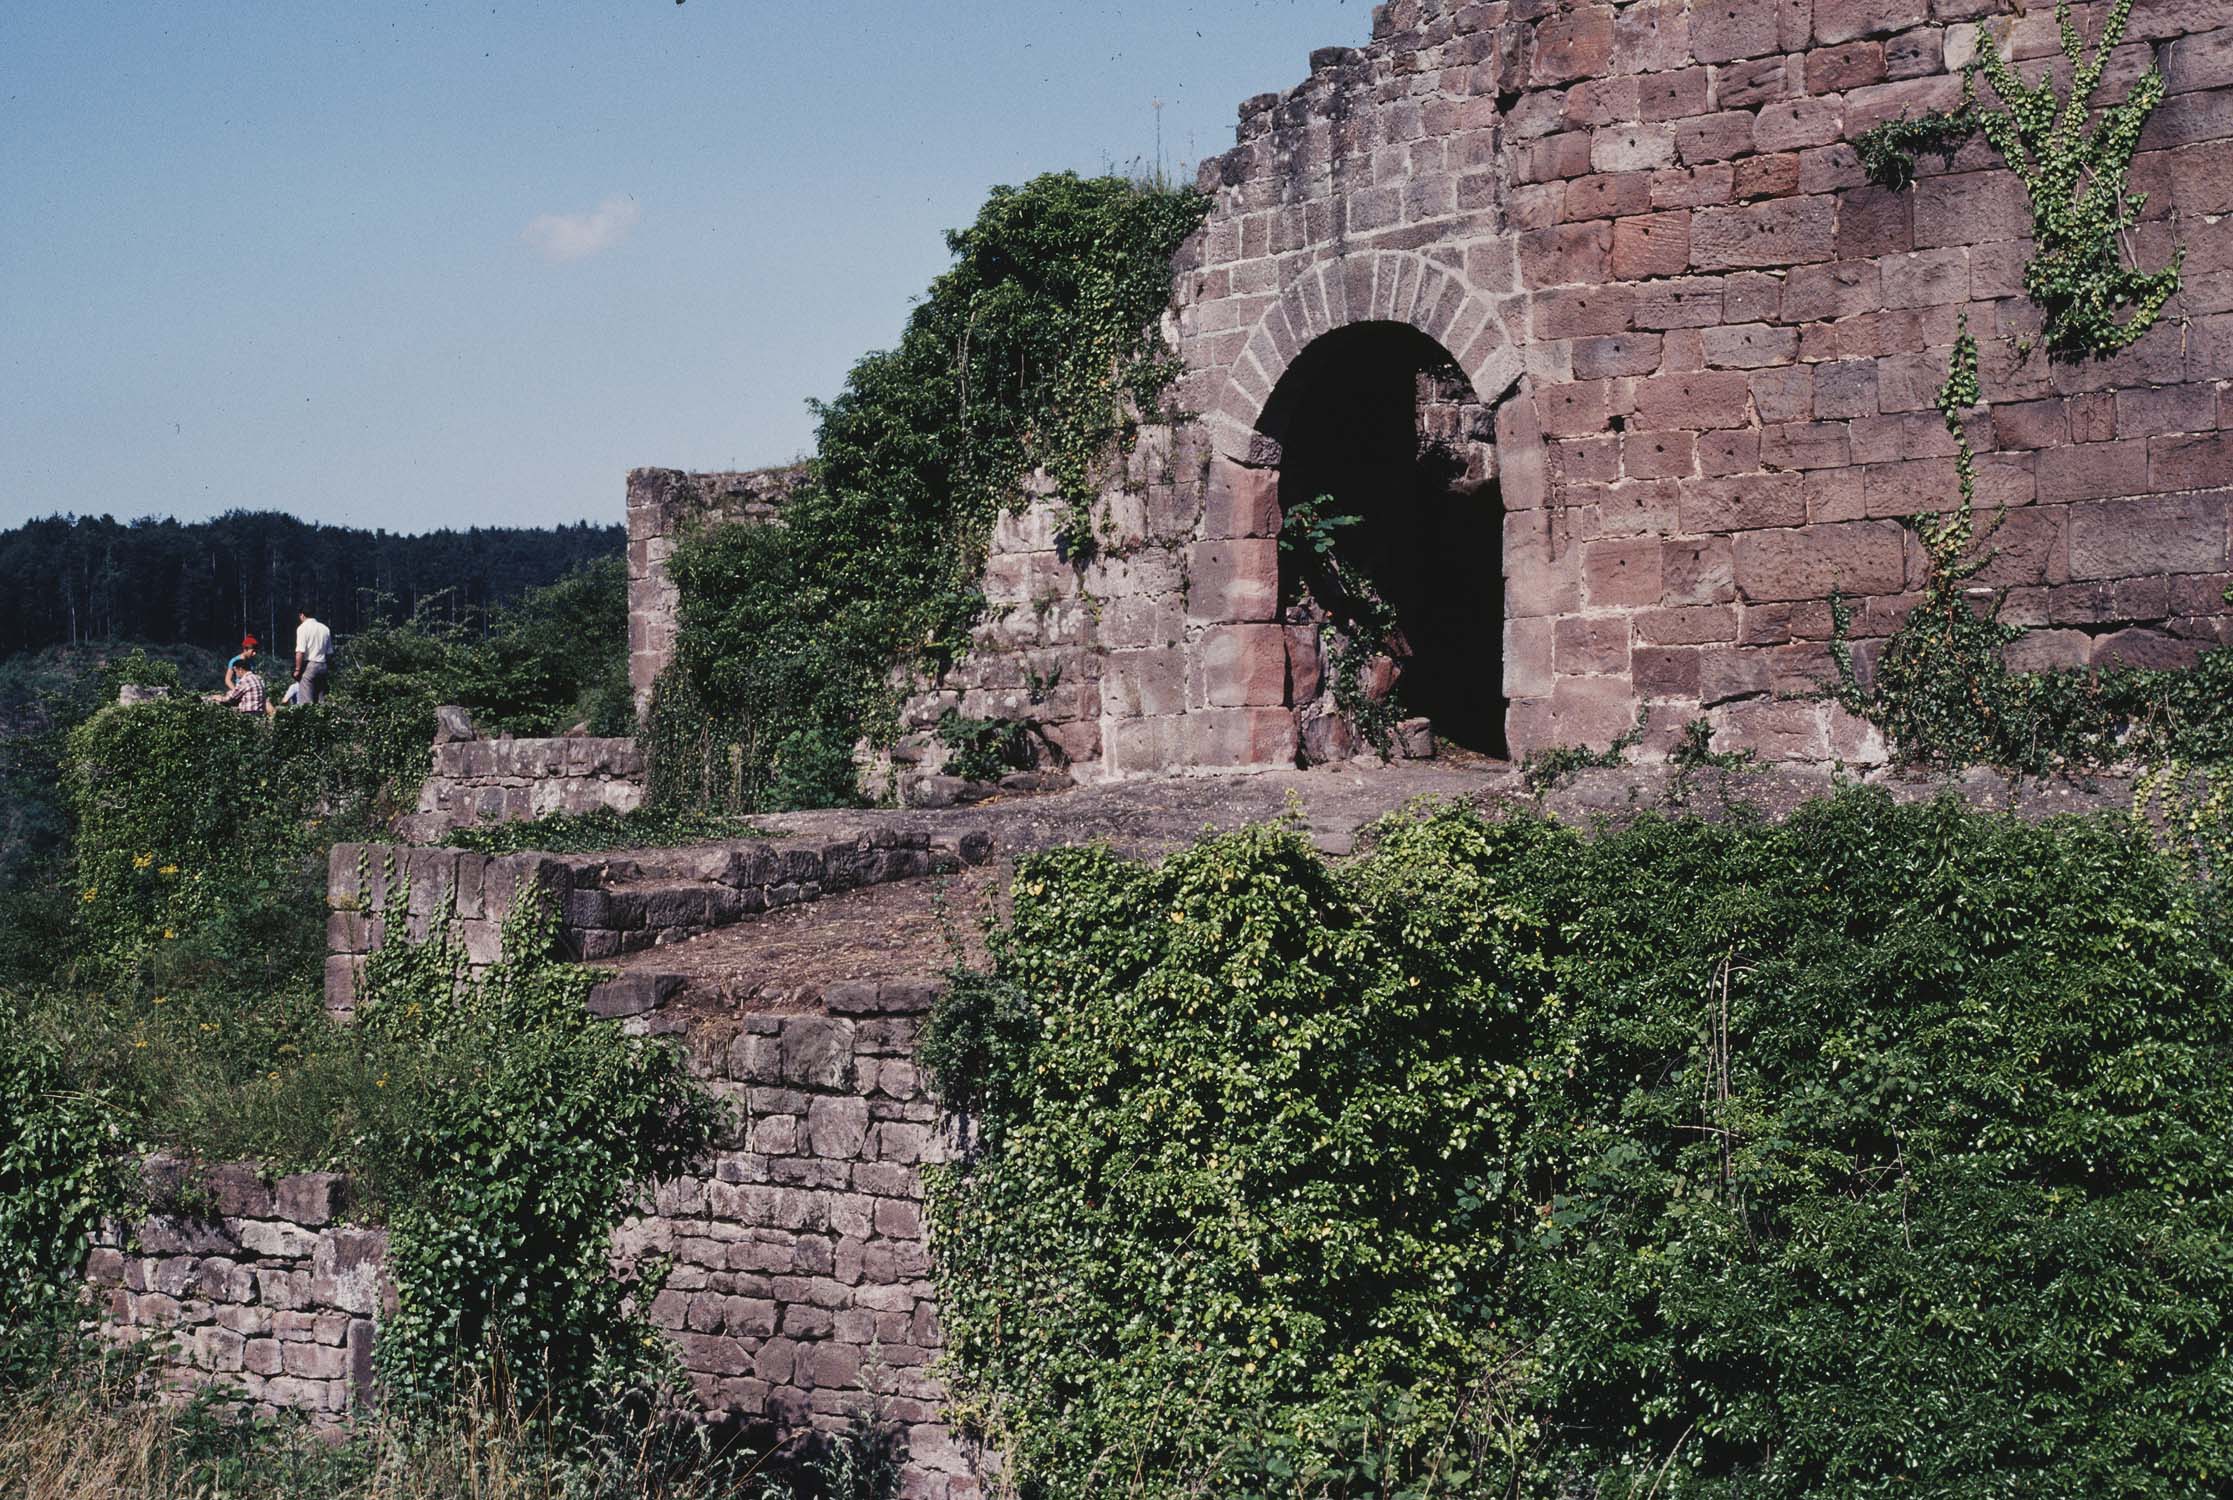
[1260,321,1506,757]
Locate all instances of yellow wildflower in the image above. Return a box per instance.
[158,864,180,877]
[81,887,97,903]
[151,996,168,1006]
[132,853,154,870]
[163,929,177,940]
[132,1039,148,1050]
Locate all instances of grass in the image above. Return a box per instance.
[0,1351,897,1500]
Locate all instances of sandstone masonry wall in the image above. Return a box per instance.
[84,1158,385,1422]
[397,721,644,844]
[630,981,979,1499]
[627,465,805,716]
[868,0,2233,780]
[1161,0,2233,767]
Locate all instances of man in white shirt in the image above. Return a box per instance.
[293,609,334,704]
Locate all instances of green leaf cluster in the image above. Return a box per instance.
[649,173,1208,813]
[1854,0,2181,360]
[354,879,725,1427]
[926,791,2233,1496]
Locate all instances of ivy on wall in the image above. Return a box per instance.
[648,173,1208,813]
[1853,0,2181,359]
[1836,0,2232,770]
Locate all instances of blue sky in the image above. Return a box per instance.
[1,1,1363,533]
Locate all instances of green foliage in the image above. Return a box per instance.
[1832,324,2233,771]
[358,880,724,1426]
[650,173,1208,812]
[448,805,771,857]
[0,1012,124,1387]
[1518,712,1644,792]
[64,697,350,985]
[927,793,2233,1496]
[1669,717,1755,772]
[934,710,1028,784]
[1281,495,1405,757]
[1855,0,2181,359]
[1851,105,1977,191]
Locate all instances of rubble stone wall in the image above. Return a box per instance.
[634,981,981,1499]
[627,465,805,716]
[84,1158,385,1422]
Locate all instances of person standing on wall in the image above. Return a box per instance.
[293,608,334,704]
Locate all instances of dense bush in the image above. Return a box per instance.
[925,792,2233,1496]
[649,172,1207,812]
[354,884,725,1423]
[0,1012,124,1388]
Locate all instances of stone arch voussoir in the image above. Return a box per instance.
[1206,250,1521,463]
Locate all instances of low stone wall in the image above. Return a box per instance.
[325,830,979,1015]
[395,708,644,844]
[633,979,980,1498]
[84,1158,386,1421]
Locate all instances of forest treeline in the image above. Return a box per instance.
[0,510,623,657]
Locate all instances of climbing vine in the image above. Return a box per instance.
[1835,0,2232,770]
[648,174,1208,813]
[1853,0,2181,359]
[1279,495,1407,757]
[359,876,723,1429]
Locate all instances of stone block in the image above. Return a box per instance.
[1611,212,1691,280]
[1691,198,1838,270]
[805,1097,872,1161]
[2067,493,2230,579]
[1632,370,1752,430]
[1582,537,1663,607]
[1201,458,1281,539]
[1185,540,1279,623]
[1198,624,1291,707]
[778,1018,857,1091]
[1555,616,1631,675]
[1181,708,1298,769]
[1733,522,1908,602]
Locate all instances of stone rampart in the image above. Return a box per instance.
[628,465,805,716]
[84,1157,385,1422]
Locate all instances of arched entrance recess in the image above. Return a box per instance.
[1257,321,1506,758]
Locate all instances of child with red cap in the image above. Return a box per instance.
[224,635,259,693]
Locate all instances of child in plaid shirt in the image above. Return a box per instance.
[213,665,268,715]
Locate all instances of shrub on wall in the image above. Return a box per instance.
[649,172,1208,812]
[925,793,2233,1496]
[357,882,724,1428]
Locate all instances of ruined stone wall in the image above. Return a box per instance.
[396,713,644,844]
[634,981,979,1499]
[86,1010,980,1493]
[84,1158,385,1422]
[628,465,805,716]
[324,831,976,1015]
[1163,0,2233,766]
[878,0,2233,778]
